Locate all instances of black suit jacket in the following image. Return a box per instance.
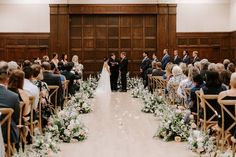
[152,69,165,76]
[173,55,182,65]
[0,86,20,143]
[140,58,151,72]
[61,71,81,95]
[109,58,120,74]
[119,58,128,74]
[42,71,63,107]
[182,55,190,64]
[192,56,200,65]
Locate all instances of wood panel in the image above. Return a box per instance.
[50,4,177,77]
[176,32,232,63]
[231,31,236,61]
[0,33,49,62]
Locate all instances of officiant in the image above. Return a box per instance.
[109,53,120,91]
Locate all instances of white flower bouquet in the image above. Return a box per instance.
[67,92,92,114]
[188,130,216,155]
[46,109,88,143]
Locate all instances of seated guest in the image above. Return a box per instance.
[216,63,225,74]
[167,66,186,103]
[0,61,20,144]
[223,59,230,70]
[177,67,200,103]
[58,61,65,72]
[200,59,209,81]
[22,60,32,68]
[163,62,174,81]
[23,66,40,110]
[201,71,227,120]
[50,62,66,83]
[179,63,188,76]
[220,70,232,89]
[8,70,30,119]
[61,62,81,95]
[218,72,236,136]
[194,61,201,72]
[152,62,165,76]
[189,74,205,114]
[208,63,216,71]
[227,63,235,73]
[42,55,50,62]
[8,61,19,75]
[51,53,59,67]
[31,64,51,127]
[42,62,63,109]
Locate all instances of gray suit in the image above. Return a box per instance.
[0,85,20,143]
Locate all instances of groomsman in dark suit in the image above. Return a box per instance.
[161,49,171,70]
[140,52,151,87]
[109,53,120,91]
[119,52,128,92]
[173,50,181,65]
[182,50,190,64]
[192,51,200,65]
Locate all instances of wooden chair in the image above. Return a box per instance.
[232,136,236,157]
[183,88,191,109]
[0,108,14,157]
[63,80,70,105]
[195,90,201,128]
[154,76,166,96]
[199,90,219,132]
[218,100,236,150]
[48,85,59,112]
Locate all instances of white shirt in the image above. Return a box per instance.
[23,79,39,110]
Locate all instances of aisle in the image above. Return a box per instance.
[56,92,195,157]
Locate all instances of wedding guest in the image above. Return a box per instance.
[223,59,230,70]
[8,70,30,118]
[61,54,68,65]
[161,49,171,70]
[177,67,200,103]
[7,61,19,75]
[42,62,64,109]
[182,50,190,65]
[152,53,158,62]
[72,55,84,78]
[173,50,181,65]
[201,71,227,120]
[189,74,205,114]
[208,63,216,71]
[22,60,32,68]
[227,63,235,73]
[58,61,65,72]
[61,62,81,95]
[220,70,231,89]
[179,62,188,76]
[216,63,225,74]
[192,51,200,65]
[31,64,51,127]
[33,57,41,65]
[218,72,236,136]
[23,66,40,110]
[200,59,209,81]
[167,65,187,102]
[0,61,20,144]
[50,62,66,83]
[163,62,174,81]
[140,51,151,87]
[51,53,59,67]
[109,53,120,91]
[194,61,201,72]
[152,62,165,76]
[42,55,50,62]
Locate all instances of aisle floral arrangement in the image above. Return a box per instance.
[67,92,92,114]
[46,108,88,143]
[141,93,165,113]
[188,130,217,155]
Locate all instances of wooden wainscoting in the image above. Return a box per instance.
[176,32,232,63]
[231,31,236,61]
[0,33,49,62]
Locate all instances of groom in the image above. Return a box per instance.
[119,52,128,92]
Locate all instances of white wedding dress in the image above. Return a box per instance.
[95,63,111,95]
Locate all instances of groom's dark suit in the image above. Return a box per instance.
[119,57,128,91]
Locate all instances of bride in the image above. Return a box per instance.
[95,57,111,94]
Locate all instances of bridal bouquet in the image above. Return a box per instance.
[46,109,88,143]
[188,130,216,155]
[67,92,92,114]
[155,109,195,142]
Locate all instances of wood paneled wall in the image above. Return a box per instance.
[50,4,176,76]
[231,31,236,61]
[0,33,49,62]
[176,32,233,63]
